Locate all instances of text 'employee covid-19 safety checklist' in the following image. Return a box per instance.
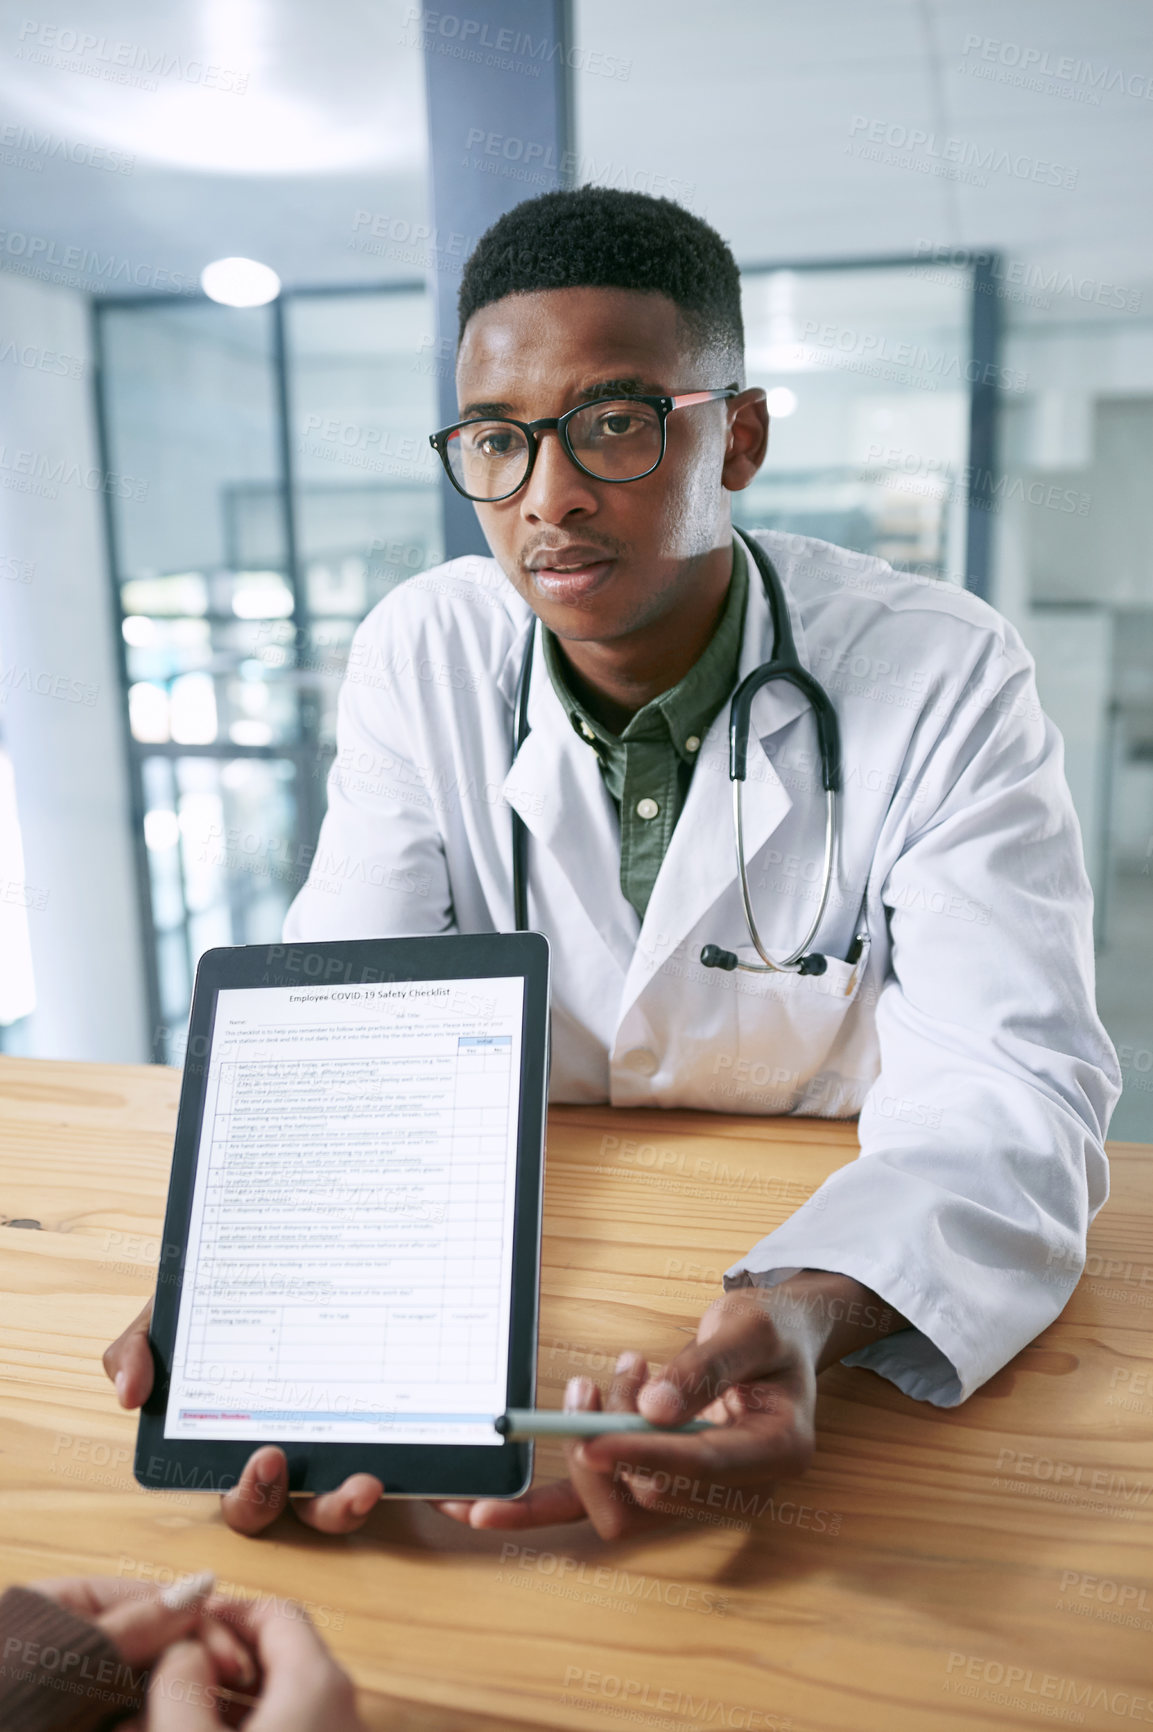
[165,975,525,1445]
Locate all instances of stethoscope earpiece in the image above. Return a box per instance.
[699,944,738,971]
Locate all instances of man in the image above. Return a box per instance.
[105,188,1120,1540]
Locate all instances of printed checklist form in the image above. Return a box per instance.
[165,975,525,1446]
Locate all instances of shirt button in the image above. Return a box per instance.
[621,1048,659,1076]
[635,797,659,820]
[685,735,701,753]
[579,720,596,740]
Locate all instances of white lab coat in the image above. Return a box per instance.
[283,528,1121,1407]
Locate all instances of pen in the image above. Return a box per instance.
[495,1409,718,1440]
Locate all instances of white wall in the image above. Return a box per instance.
[0,271,149,1061]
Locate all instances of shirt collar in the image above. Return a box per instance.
[541,537,749,762]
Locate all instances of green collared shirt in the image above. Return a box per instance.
[542,538,748,919]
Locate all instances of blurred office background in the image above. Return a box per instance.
[0,0,1150,1136]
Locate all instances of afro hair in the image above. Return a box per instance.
[457,186,745,383]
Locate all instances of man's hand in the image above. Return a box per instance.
[103,1299,384,1535]
[437,1272,907,1538]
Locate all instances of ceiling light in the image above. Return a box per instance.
[766,387,798,418]
[201,257,281,307]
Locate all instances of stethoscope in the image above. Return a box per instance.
[511,527,870,981]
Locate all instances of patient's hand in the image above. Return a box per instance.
[103,1298,384,1535]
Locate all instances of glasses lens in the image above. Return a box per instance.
[445,421,530,499]
[567,399,662,480]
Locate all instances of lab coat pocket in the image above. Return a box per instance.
[720,939,869,1112]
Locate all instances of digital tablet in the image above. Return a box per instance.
[135,932,549,1499]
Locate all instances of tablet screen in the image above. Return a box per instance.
[164,973,525,1448]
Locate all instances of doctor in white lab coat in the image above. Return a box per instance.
[283,516,1119,1403]
[105,186,1120,1541]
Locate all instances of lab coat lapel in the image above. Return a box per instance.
[621,547,812,1008]
[499,621,638,974]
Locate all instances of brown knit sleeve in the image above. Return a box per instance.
[0,1586,147,1732]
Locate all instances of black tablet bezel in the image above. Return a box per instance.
[135,932,549,1498]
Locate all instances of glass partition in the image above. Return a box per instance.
[739,264,974,581]
[994,309,1153,1138]
[98,287,441,1061]
[284,290,443,745]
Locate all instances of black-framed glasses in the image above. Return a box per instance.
[429,386,738,503]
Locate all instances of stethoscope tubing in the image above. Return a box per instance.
[735,778,838,970]
[511,611,534,933]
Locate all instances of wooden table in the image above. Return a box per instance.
[1,1054,1151,1732]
